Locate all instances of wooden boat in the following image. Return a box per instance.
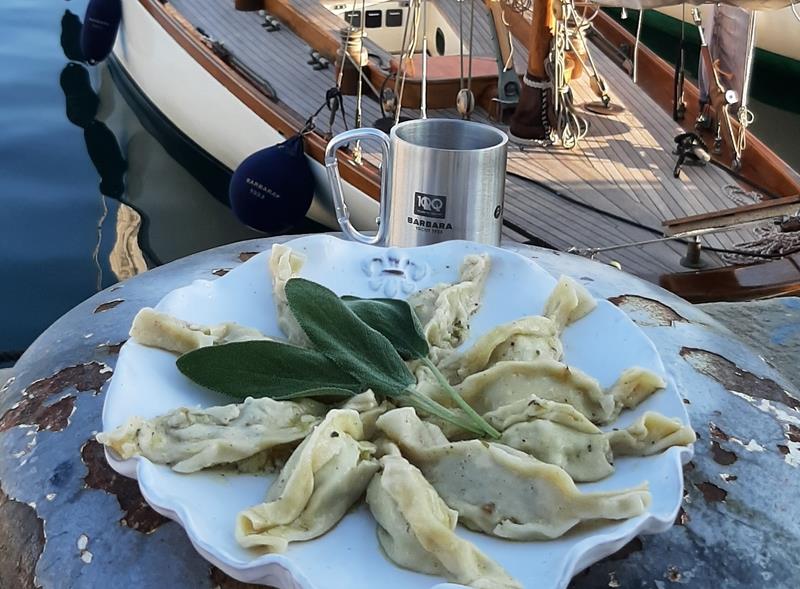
[106,0,800,301]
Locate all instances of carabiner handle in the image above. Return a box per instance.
[324,127,392,245]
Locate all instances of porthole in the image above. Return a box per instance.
[435,27,445,56]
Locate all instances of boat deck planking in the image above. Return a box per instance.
[167,0,764,282]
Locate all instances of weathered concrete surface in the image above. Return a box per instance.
[0,237,798,589]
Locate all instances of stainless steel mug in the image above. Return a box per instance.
[324,118,508,246]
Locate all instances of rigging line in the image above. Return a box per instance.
[395,0,423,126]
[633,8,644,84]
[501,9,515,72]
[421,0,428,118]
[336,0,360,89]
[793,0,800,22]
[355,0,367,130]
[467,0,475,92]
[459,0,464,90]
[736,10,758,155]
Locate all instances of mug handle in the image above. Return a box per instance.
[324,127,391,245]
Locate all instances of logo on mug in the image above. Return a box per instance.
[413,192,447,219]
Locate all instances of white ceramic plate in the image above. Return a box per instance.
[102,234,692,589]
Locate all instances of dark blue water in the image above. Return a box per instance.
[0,0,264,361]
[1,1,798,362]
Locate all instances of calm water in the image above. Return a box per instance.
[0,0,266,361]
[1,0,798,362]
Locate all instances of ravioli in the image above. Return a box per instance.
[377,408,651,540]
[485,399,694,482]
[367,452,521,589]
[340,390,395,440]
[436,316,563,384]
[97,396,325,473]
[542,275,597,332]
[268,243,309,346]
[451,359,617,424]
[129,307,269,355]
[236,409,379,552]
[408,254,491,362]
[606,412,696,457]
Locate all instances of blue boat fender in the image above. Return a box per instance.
[80,0,122,65]
[229,135,315,234]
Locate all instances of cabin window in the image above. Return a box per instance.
[435,28,445,56]
[343,10,361,28]
[386,9,403,27]
[365,10,382,28]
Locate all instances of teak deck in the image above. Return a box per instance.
[166,0,790,282]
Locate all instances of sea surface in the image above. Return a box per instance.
[0,0,798,363]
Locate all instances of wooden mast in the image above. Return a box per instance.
[509,0,555,141]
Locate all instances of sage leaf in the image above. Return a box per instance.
[285,278,415,395]
[176,340,362,400]
[341,295,428,360]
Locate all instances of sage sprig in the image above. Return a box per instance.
[286,278,499,438]
[177,277,499,438]
[176,340,360,400]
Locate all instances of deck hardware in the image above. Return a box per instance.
[308,50,329,70]
[258,10,281,32]
[680,237,707,269]
[673,132,710,179]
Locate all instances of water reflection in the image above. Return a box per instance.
[57,7,263,283]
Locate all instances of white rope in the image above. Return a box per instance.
[548,0,589,149]
[792,0,800,22]
[394,0,423,126]
[633,8,643,84]
[735,10,758,157]
[501,9,515,72]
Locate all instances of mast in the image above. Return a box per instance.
[509,0,554,142]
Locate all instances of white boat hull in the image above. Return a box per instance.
[112,0,379,231]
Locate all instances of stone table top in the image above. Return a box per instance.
[1,237,799,589]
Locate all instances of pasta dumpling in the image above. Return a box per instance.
[408,254,490,361]
[367,451,521,589]
[268,244,309,346]
[236,409,379,552]
[97,396,325,473]
[376,408,651,540]
[436,316,563,384]
[451,359,617,424]
[606,412,696,457]
[543,275,596,332]
[130,308,269,355]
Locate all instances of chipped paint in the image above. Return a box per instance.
[710,441,737,465]
[695,481,728,503]
[681,347,800,410]
[0,487,44,588]
[81,440,167,534]
[93,299,124,314]
[607,571,620,588]
[238,252,258,262]
[608,294,687,326]
[212,268,231,277]
[97,341,126,355]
